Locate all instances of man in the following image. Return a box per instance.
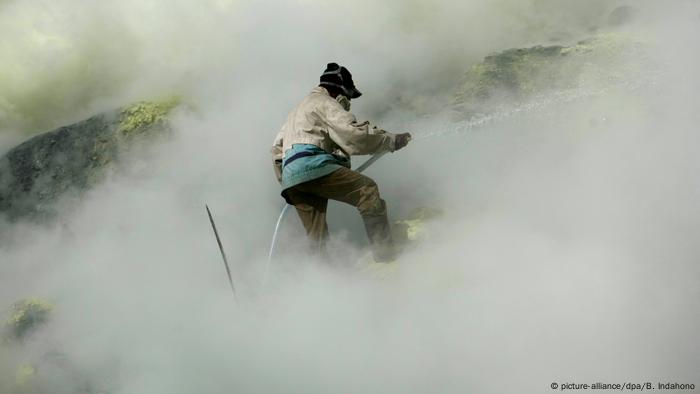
[271,63,411,262]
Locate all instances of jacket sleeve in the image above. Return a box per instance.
[271,130,284,183]
[317,100,397,156]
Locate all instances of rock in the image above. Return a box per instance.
[2,299,103,393]
[393,207,444,243]
[2,298,53,342]
[0,96,181,221]
[452,33,645,118]
[356,207,443,277]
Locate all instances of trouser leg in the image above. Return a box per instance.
[361,210,395,262]
[294,167,396,262]
[285,190,329,255]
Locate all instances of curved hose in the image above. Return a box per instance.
[264,203,291,282]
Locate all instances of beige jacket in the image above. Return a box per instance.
[271,86,397,181]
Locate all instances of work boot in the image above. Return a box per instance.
[362,214,397,263]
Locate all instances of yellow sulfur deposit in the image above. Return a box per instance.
[4,298,53,341]
[394,207,443,242]
[118,95,182,135]
[15,364,36,387]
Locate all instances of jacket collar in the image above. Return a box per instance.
[312,86,330,96]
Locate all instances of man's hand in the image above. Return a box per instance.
[394,133,412,151]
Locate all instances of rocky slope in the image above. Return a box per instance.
[0,31,645,223]
[0,97,180,221]
[452,32,647,118]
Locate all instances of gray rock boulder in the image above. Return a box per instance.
[0,97,181,221]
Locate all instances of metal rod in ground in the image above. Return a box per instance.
[206,204,237,300]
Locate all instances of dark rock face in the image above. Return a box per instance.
[0,112,117,219]
[0,98,180,221]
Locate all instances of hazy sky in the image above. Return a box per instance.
[1,1,699,393]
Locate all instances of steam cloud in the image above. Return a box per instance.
[1,1,699,393]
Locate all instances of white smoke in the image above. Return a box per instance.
[2,1,699,393]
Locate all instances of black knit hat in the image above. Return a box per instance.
[319,63,362,99]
